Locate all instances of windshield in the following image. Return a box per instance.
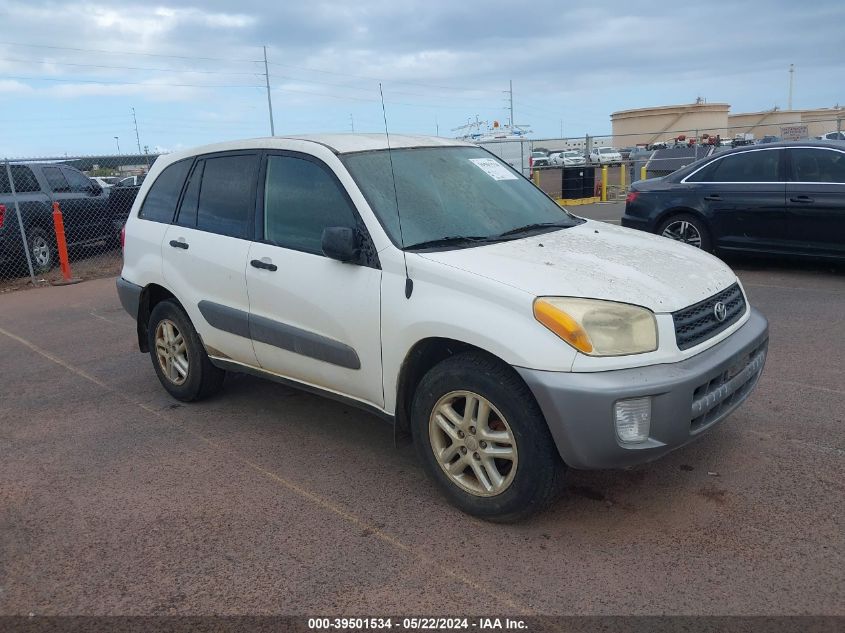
[532,152,546,158]
[564,151,580,157]
[342,146,581,249]
[599,148,616,154]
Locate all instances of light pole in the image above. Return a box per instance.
[114,136,121,155]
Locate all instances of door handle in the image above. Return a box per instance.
[169,240,189,250]
[703,194,721,201]
[250,259,278,272]
[789,196,814,203]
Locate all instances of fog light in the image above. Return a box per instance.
[615,397,651,443]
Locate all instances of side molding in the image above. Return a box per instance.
[198,300,361,370]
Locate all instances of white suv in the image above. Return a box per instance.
[118,134,768,520]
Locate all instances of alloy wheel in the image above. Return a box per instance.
[154,319,189,385]
[661,220,702,248]
[428,390,518,497]
[31,235,51,268]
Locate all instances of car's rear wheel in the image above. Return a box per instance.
[147,299,225,401]
[657,213,712,252]
[411,351,562,521]
[26,227,55,275]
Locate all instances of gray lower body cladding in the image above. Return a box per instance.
[116,277,142,321]
[516,308,769,469]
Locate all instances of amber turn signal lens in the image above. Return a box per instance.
[533,299,594,354]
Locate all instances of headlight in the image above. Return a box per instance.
[533,297,658,356]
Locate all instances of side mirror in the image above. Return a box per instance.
[321,226,360,263]
[90,182,103,195]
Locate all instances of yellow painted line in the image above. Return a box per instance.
[0,324,531,615]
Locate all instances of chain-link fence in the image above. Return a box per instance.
[0,153,159,292]
[518,115,844,201]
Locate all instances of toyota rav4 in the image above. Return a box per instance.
[117,135,768,520]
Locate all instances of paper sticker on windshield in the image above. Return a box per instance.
[469,158,518,181]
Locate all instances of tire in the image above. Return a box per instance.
[411,351,562,521]
[656,212,712,252]
[147,299,225,402]
[26,226,55,275]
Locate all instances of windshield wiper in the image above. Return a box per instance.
[493,221,573,238]
[404,235,491,250]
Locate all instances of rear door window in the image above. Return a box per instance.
[789,148,845,183]
[138,159,192,223]
[43,166,70,193]
[175,160,204,228]
[63,168,94,193]
[195,153,259,239]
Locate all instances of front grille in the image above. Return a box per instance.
[690,342,767,432]
[672,283,746,350]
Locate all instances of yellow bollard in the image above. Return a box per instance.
[601,165,608,202]
[532,169,540,187]
[619,163,626,190]
[640,165,647,181]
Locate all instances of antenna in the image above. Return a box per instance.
[379,83,413,299]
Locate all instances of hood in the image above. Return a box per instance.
[417,221,737,313]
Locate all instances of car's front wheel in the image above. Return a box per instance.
[147,299,225,401]
[657,212,712,251]
[411,351,562,521]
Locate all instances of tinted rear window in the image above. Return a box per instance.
[0,165,42,193]
[790,148,845,183]
[43,166,70,193]
[139,159,192,223]
[196,154,259,239]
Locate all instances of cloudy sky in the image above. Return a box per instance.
[0,0,843,157]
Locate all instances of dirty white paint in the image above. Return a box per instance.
[419,220,737,314]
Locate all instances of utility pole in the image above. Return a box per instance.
[114,136,121,154]
[788,63,794,111]
[435,115,439,137]
[132,107,142,154]
[349,114,355,133]
[263,45,275,136]
[509,79,514,128]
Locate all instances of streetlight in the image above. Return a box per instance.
[114,136,121,154]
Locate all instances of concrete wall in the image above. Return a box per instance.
[611,103,730,146]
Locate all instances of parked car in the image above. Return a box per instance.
[816,131,845,141]
[118,134,769,520]
[116,174,146,187]
[758,135,781,144]
[589,147,623,164]
[90,176,118,189]
[551,150,586,167]
[531,150,550,167]
[622,141,845,260]
[0,162,112,274]
[108,174,147,229]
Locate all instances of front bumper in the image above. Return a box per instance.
[516,308,769,469]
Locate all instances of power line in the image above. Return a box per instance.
[0,41,261,64]
[0,75,265,89]
[0,56,264,76]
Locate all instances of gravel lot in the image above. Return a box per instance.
[0,209,843,617]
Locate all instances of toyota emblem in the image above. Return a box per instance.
[713,301,727,322]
